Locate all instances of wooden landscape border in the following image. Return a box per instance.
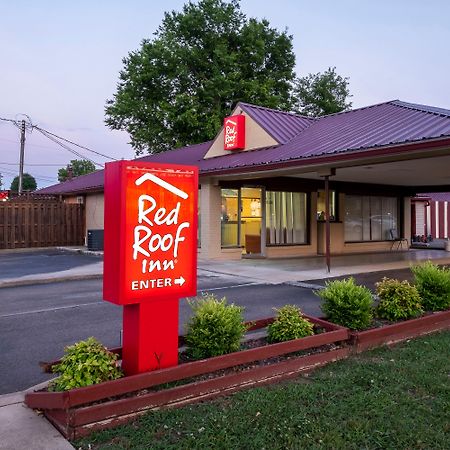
[349,309,450,352]
[25,315,349,439]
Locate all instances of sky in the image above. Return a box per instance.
[1,0,449,189]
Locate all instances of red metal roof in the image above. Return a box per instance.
[239,102,315,144]
[417,192,450,202]
[39,100,450,195]
[39,141,211,195]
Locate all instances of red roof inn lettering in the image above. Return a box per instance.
[224,115,245,150]
[103,161,198,305]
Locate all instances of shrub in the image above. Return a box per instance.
[316,277,373,330]
[375,278,423,321]
[411,261,450,311]
[185,294,247,359]
[50,337,122,391]
[267,305,314,343]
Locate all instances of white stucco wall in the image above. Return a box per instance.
[85,193,104,230]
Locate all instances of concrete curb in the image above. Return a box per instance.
[0,273,103,289]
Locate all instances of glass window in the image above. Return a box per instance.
[317,190,336,221]
[221,189,240,247]
[266,191,307,245]
[345,195,399,242]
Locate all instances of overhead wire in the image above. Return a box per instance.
[0,166,56,183]
[34,126,118,161]
[2,114,120,173]
[35,128,104,168]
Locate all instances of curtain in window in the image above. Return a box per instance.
[266,192,307,245]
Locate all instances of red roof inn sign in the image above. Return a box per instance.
[224,114,245,150]
[103,161,198,374]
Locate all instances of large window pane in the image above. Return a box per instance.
[345,195,363,241]
[345,195,399,242]
[266,191,307,245]
[317,190,336,221]
[221,189,239,247]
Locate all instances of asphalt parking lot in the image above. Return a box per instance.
[0,248,101,279]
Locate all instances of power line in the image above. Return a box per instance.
[34,126,118,161]
[0,162,64,167]
[0,117,17,124]
[0,166,56,182]
[36,128,104,168]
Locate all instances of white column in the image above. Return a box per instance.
[403,197,411,244]
[200,180,222,259]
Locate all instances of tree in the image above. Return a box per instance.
[10,173,37,192]
[105,0,296,154]
[58,159,96,182]
[293,67,352,117]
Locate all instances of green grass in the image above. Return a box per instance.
[76,332,450,450]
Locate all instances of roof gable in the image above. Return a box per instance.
[238,102,315,144]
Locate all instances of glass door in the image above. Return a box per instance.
[240,187,264,256]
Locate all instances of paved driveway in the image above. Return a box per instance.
[0,249,101,279]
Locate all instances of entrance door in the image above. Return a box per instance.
[240,187,264,256]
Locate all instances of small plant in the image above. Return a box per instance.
[316,277,373,330]
[267,305,314,343]
[411,261,450,311]
[50,337,122,391]
[375,278,423,321]
[185,293,247,359]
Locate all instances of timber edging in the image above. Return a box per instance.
[25,311,450,440]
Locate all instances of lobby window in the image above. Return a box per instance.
[221,189,240,247]
[266,191,308,245]
[345,195,399,242]
[317,190,336,221]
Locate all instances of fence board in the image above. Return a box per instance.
[0,201,85,249]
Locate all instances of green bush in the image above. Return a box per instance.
[267,305,314,343]
[185,294,247,359]
[375,278,423,321]
[50,337,122,391]
[411,261,450,311]
[316,277,373,330]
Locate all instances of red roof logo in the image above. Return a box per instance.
[224,115,245,150]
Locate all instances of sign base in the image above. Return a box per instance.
[122,298,179,375]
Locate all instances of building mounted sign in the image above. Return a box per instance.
[224,115,245,151]
[103,161,198,374]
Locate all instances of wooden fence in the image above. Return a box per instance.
[0,201,85,249]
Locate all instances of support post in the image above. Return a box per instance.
[18,120,26,195]
[324,175,331,273]
[122,297,179,375]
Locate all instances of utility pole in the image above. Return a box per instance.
[18,119,26,195]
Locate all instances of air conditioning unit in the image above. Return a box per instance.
[87,229,104,251]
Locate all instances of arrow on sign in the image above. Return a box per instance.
[174,276,185,286]
[135,173,189,199]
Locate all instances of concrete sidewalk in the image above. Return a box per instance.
[0,384,73,450]
[199,249,450,284]
[1,248,450,288]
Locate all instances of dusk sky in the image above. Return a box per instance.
[1,0,449,189]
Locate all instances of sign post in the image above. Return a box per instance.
[103,161,198,375]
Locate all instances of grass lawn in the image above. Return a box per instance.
[76,331,450,450]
